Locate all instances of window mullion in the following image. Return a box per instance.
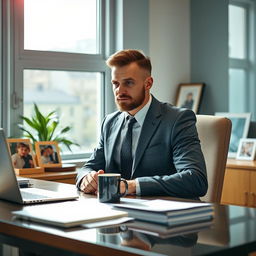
[229,58,250,69]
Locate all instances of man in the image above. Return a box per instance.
[40,148,52,164]
[76,49,207,199]
[46,145,59,164]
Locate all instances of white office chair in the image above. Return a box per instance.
[196,115,232,203]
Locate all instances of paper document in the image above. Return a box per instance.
[116,199,213,213]
[13,199,128,228]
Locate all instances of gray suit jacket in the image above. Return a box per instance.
[76,96,207,199]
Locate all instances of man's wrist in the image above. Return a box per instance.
[127,180,136,194]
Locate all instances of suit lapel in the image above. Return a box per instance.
[106,113,125,166]
[133,97,162,174]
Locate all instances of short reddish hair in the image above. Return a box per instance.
[106,49,152,74]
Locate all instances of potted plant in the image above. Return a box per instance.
[18,103,79,151]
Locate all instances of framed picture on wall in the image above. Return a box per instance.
[175,83,205,113]
[236,138,256,161]
[215,112,251,158]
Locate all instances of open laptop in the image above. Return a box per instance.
[0,128,78,204]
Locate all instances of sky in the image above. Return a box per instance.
[24,0,97,53]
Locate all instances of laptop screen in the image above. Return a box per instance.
[0,129,24,203]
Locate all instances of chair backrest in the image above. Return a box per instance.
[196,115,232,203]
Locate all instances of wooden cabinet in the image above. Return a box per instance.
[221,159,256,207]
[250,171,256,206]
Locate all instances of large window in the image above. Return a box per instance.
[23,70,102,153]
[3,0,113,159]
[24,0,99,54]
[228,1,255,118]
[229,4,247,59]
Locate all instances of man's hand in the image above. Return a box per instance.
[120,180,136,195]
[80,170,104,194]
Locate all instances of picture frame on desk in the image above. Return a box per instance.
[6,138,43,175]
[35,141,62,168]
[175,83,205,114]
[215,112,251,158]
[236,138,256,161]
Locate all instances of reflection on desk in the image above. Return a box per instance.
[97,226,198,253]
[0,179,256,256]
[198,205,230,246]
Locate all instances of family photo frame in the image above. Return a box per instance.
[176,83,205,114]
[35,141,62,168]
[215,112,251,158]
[6,138,43,174]
[236,138,256,161]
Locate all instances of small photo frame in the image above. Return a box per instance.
[236,139,256,160]
[215,113,251,158]
[6,138,37,171]
[176,83,205,113]
[35,141,62,168]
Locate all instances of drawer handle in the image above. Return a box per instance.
[252,193,256,207]
[245,192,249,206]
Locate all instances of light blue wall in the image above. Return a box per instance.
[108,0,149,114]
[191,0,229,114]
[115,0,149,55]
[149,0,190,104]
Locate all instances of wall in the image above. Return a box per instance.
[149,0,191,104]
[109,0,150,113]
[115,0,149,54]
[191,0,229,114]
[114,0,229,113]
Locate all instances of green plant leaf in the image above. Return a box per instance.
[20,116,38,131]
[48,121,59,141]
[52,126,71,140]
[17,103,79,152]
[33,103,49,140]
[54,137,79,151]
[17,124,37,143]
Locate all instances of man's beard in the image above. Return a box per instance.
[115,88,146,112]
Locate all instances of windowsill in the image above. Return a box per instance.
[62,158,88,168]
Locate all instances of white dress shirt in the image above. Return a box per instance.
[114,95,152,195]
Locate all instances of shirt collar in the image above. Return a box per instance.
[124,94,152,127]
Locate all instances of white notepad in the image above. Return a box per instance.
[13,199,128,228]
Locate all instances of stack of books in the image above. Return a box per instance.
[114,199,214,237]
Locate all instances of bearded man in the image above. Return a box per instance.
[76,49,207,199]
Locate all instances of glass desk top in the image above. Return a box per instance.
[0,180,256,256]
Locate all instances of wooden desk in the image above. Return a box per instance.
[221,158,256,207]
[19,171,77,184]
[1,179,256,256]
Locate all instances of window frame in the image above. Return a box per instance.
[229,0,255,118]
[3,0,115,160]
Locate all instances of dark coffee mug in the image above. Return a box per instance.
[98,173,128,203]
